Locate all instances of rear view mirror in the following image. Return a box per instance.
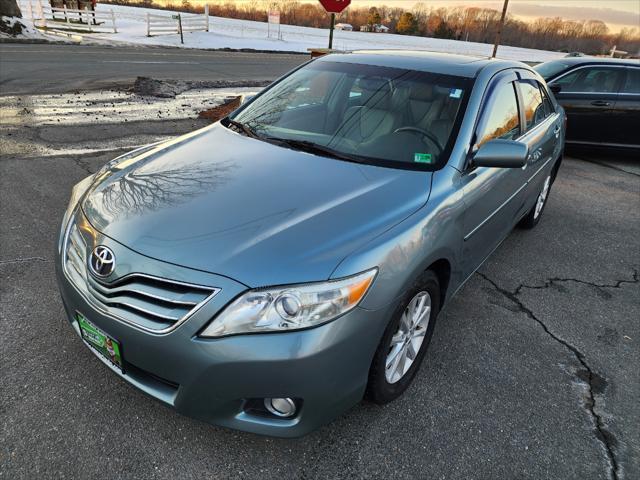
[549,83,562,95]
[472,139,528,168]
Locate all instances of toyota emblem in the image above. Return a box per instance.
[89,245,116,277]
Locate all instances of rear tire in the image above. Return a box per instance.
[366,270,440,404]
[519,172,552,230]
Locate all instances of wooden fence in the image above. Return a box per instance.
[146,5,209,37]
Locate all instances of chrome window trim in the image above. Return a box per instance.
[518,112,560,140]
[555,91,625,96]
[61,219,221,336]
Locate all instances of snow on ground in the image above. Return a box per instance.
[87,4,564,62]
[0,16,54,39]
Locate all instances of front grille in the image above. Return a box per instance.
[63,218,219,332]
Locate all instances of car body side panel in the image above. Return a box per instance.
[609,68,640,147]
[460,165,528,277]
[556,91,618,143]
[611,93,640,147]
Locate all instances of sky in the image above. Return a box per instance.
[197,0,640,33]
[348,0,640,32]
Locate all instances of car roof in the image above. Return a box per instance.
[317,50,526,78]
[544,56,639,67]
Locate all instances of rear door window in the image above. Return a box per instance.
[477,81,521,146]
[539,84,555,116]
[552,67,623,93]
[519,80,547,130]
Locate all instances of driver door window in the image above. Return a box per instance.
[476,82,521,147]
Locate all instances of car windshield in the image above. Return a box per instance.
[230,60,471,170]
[534,61,571,80]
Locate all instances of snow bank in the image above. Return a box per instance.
[0,15,49,39]
[88,4,564,63]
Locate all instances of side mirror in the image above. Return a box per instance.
[472,139,528,168]
[549,83,562,95]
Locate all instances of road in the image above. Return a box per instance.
[1,43,639,479]
[0,43,306,95]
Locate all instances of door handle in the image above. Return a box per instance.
[591,100,611,107]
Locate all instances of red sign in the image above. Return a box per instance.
[319,0,351,14]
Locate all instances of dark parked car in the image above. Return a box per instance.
[535,57,640,149]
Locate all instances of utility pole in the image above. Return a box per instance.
[491,0,509,58]
[328,12,336,49]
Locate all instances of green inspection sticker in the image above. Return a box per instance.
[414,153,433,164]
[76,312,124,372]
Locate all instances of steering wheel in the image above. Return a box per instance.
[393,127,444,154]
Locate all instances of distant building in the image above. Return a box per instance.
[334,23,353,31]
[360,24,389,33]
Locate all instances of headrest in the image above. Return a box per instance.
[391,86,412,109]
[358,76,390,94]
[358,76,392,110]
[409,84,435,102]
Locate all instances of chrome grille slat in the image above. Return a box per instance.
[62,216,219,332]
[67,247,85,277]
[86,286,183,322]
[87,276,202,307]
[69,236,85,262]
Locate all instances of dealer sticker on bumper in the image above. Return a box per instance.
[76,312,124,372]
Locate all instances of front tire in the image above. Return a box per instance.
[366,270,441,404]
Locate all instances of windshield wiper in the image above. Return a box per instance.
[225,118,261,139]
[264,138,366,164]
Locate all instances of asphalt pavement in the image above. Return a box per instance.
[0,43,306,95]
[1,44,639,480]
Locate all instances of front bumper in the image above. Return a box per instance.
[55,228,394,437]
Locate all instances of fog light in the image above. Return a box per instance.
[264,397,296,418]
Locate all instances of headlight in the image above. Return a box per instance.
[199,269,377,338]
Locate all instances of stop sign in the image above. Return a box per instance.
[319,0,351,14]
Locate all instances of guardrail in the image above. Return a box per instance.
[146,5,209,39]
[20,0,117,33]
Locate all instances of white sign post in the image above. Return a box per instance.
[267,10,280,39]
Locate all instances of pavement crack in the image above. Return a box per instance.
[514,270,639,297]
[477,271,620,480]
[0,256,50,265]
[579,158,640,178]
[71,156,94,174]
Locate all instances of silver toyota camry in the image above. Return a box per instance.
[56,51,565,437]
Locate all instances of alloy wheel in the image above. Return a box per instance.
[385,291,432,384]
[534,175,551,220]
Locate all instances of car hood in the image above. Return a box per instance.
[82,124,431,287]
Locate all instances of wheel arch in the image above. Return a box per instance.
[426,258,451,308]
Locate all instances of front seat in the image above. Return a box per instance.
[406,85,445,131]
[336,78,398,144]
